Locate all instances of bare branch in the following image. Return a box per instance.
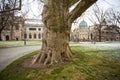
[0,0,22,13]
[68,0,97,23]
[88,15,97,25]
[105,8,120,25]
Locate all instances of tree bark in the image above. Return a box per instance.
[32,0,97,65]
[0,31,2,41]
[98,29,101,42]
[98,25,102,42]
[33,28,72,65]
[32,0,72,65]
[10,25,14,40]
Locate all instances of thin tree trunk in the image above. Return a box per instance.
[10,25,14,40]
[98,25,102,42]
[98,29,101,42]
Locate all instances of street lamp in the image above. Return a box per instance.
[24,27,26,46]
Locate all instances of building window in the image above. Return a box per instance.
[38,33,41,39]
[38,28,41,31]
[29,33,32,39]
[15,24,19,30]
[34,34,36,39]
[24,33,27,39]
[29,28,36,31]
[117,37,119,39]
[6,35,9,40]
[16,26,19,30]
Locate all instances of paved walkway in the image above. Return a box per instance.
[0,45,41,72]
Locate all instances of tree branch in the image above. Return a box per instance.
[68,0,97,23]
[68,0,79,7]
[88,15,97,25]
[0,0,21,13]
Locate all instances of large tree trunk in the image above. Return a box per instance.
[33,28,72,65]
[0,31,2,41]
[32,0,97,65]
[32,0,72,65]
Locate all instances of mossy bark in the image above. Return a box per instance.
[32,0,72,65]
[32,0,97,65]
[33,28,72,65]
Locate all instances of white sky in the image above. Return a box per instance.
[72,0,120,30]
[21,0,43,19]
[20,0,120,29]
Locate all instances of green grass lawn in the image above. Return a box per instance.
[0,46,120,80]
[0,40,42,48]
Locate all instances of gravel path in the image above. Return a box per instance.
[0,46,41,72]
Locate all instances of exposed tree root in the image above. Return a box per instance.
[32,28,73,66]
[32,45,72,65]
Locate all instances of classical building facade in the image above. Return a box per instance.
[1,17,44,41]
[71,20,89,41]
[23,23,44,40]
[71,20,120,42]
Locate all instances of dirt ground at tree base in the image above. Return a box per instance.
[21,54,70,69]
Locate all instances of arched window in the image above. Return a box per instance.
[38,33,41,39]
[6,35,9,40]
[29,33,32,39]
[24,33,27,39]
[34,34,36,39]
[15,23,19,30]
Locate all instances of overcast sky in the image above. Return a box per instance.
[72,0,120,29]
[20,0,120,29]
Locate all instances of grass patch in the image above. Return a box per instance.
[0,40,42,48]
[0,46,120,80]
[0,50,39,80]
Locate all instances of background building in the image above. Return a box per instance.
[71,20,89,41]
[1,17,44,41]
[1,16,24,40]
[23,23,44,40]
[90,25,120,41]
[71,20,120,42]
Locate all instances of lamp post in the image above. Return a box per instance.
[24,27,26,46]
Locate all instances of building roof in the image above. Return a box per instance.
[24,23,44,27]
[79,20,87,28]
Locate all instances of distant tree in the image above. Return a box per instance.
[88,4,106,42]
[0,0,21,40]
[105,8,120,25]
[32,0,97,65]
[105,9,120,40]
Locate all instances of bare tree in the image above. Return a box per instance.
[105,8,120,40]
[0,0,21,40]
[32,0,97,65]
[105,8,120,25]
[88,4,106,42]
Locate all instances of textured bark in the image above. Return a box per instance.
[98,29,101,42]
[0,31,2,40]
[32,0,97,65]
[33,28,72,65]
